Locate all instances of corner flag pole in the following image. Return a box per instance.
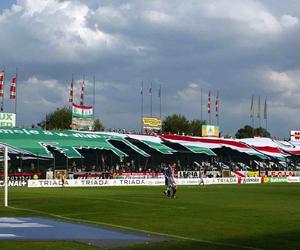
[4,146,8,207]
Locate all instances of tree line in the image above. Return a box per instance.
[36,107,104,131]
[37,107,270,138]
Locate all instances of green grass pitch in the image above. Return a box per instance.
[0,184,300,250]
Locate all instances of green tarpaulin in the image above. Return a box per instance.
[0,128,150,158]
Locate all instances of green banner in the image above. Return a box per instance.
[0,128,150,158]
[141,140,176,154]
[183,145,216,156]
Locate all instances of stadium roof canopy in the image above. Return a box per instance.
[0,128,298,161]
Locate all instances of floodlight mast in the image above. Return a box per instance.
[4,146,8,207]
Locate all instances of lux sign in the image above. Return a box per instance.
[0,113,16,128]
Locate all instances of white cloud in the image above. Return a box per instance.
[280,14,299,28]
[91,6,129,31]
[0,0,300,137]
[261,69,300,118]
[177,86,200,102]
[142,10,174,25]
[264,70,299,96]
[23,76,66,105]
[202,0,282,34]
[189,83,199,89]
[0,0,118,63]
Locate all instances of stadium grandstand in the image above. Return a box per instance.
[0,128,300,183]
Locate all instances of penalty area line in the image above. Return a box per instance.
[8,206,264,250]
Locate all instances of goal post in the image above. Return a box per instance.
[5,146,8,207]
[2,146,8,207]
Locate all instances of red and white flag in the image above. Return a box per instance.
[69,79,74,103]
[208,90,211,114]
[10,75,17,99]
[215,94,219,117]
[79,81,85,106]
[0,71,4,97]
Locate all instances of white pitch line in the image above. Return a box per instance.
[8,206,265,250]
[0,234,17,237]
[0,223,52,228]
[0,218,25,223]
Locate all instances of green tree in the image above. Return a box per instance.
[39,107,104,131]
[189,119,206,136]
[235,125,254,139]
[235,125,271,138]
[39,107,72,130]
[162,114,190,134]
[94,119,104,131]
[254,127,271,138]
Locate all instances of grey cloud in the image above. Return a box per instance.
[1,0,300,138]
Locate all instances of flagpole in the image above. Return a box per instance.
[208,90,211,125]
[216,91,219,127]
[159,84,162,121]
[201,88,203,121]
[251,95,254,127]
[258,96,261,128]
[15,67,18,127]
[70,73,74,130]
[150,82,152,117]
[1,67,5,112]
[93,75,95,120]
[265,96,268,131]
[211,92,214,125]
[141,81,144,134]
[80,75,85,121]
[71,73,74,106]
[82,74,85,106]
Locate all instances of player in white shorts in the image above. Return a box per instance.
[168,162,177,198]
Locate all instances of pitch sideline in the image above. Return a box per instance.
[7,205,264,250]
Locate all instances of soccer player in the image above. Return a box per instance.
[199,168,205,186]
[60,174,66,187]
[163,163,171,197]
[168,162,177,198]
[194,161,205,186]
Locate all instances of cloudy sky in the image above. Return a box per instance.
[1,0,300,138]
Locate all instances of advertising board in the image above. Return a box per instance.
[290,131,300,141]
[202,125,219,137]
[178,171,201,178]
[142,117,162,130]
[71,103,94,130]
[0,112,16,128]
